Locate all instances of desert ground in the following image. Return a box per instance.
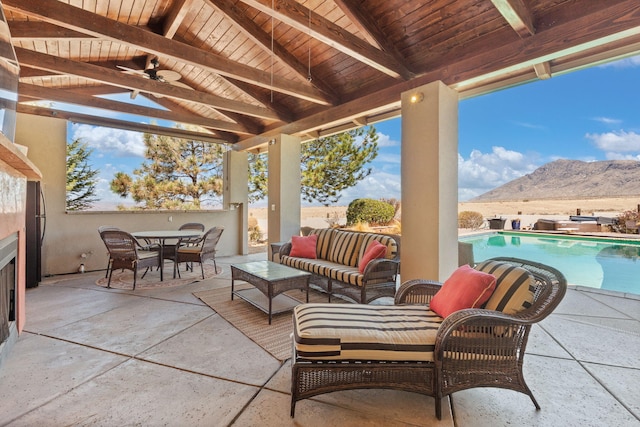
[248,196,640,240]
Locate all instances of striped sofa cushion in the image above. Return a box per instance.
[475,260,536,315]
[310,228,335,260]
[293,303,443,362]
[281,257,336,278]
[327,230,364,267]
[358,233,398,266]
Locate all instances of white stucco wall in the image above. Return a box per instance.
[15,113,246,276]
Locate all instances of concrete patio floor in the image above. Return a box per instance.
[1,252,639,426]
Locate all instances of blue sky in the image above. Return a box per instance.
[64,55,640,208]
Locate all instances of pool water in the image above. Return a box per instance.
[460,232,640,295]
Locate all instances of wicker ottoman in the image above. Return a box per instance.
[290,303,440,417]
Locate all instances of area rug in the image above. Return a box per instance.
[96,263,221,290]
[193,284,341,361]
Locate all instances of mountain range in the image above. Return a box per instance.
[472,159,640,201]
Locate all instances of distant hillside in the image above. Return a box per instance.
[472,159,640,202]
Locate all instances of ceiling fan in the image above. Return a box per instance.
[117,58,193,98]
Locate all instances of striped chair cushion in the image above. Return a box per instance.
[327,230,364,267]
[293,303,443,362]
[358,234,398,265]
[310,228,336,260]
[475,260,536,315]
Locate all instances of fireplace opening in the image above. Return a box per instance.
[0,233,17,346]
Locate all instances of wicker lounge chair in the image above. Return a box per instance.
[98,229,160,289]
[173,226,224,279]
[290,257,567,419]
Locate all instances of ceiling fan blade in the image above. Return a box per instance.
[156,69,182,81]
[169,80,194,90]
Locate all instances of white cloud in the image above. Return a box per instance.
[586,130,640,153]
[458,146,538,200]
[338,170,401,205]
[375,132,399,148]
[593,117,622,125]
[598,55,640,68]
[513,121,545,130]
[71,124,146,158]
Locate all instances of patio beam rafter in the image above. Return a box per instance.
[18,82,252,136]
[490,0,536,38]
[236,0,414,80]
[14,47,282,123]
[17,104,234,144]
[3,0,333,106]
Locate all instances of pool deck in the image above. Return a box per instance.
[0,252,639,426]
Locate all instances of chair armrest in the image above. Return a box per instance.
[434,308,534,361]
[394,279,442,305]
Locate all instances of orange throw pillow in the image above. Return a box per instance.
[358,240,388,273]
[429,265,496,318]
[289,234,318,259]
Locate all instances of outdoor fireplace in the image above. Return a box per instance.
[0,233,17,358]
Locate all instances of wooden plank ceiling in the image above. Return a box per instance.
[4,0,640,150]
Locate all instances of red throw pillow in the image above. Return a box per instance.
[289,234,318,259]
[358,240,388,273]
[429,265,496,318]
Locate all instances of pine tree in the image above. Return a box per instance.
[248,126,379,206]
[66,138,99,211]
[110,131,226,209]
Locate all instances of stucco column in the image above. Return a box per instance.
[401,81,459,282]
[225,149,249,254]
[268,134,301,252]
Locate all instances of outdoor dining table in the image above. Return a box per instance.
[131,230,203,281]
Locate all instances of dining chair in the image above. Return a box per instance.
[97,225,120,278]
[99,229,160,289]
[161,222,206,272]
[173,227,224,279]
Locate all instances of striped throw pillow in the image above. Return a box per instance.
[475,260,536,315]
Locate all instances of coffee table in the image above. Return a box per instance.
[231,261,310,324]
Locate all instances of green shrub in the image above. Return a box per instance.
[346,198,395,226]
[458,211,484,229]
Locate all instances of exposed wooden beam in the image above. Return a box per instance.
[17,104,234,144]
[14,47,284,122]
[491,0,535,38]
[331,0,380,48]
[7,21,90,40]
[333,0,410,72]
[18,83,250,137]
[208,0,338,104]
[162,0,194,38]
[4,0,332,106]
[237,0,414,80]
[533,62,551,79]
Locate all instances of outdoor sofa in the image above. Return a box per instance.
[290,257,567,419]
[279,228,400,304]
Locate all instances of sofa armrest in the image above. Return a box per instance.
[394,279,442,305]
[279,242,293,259]
[362,258,398,282]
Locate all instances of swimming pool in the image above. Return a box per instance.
[460,232,640,295]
